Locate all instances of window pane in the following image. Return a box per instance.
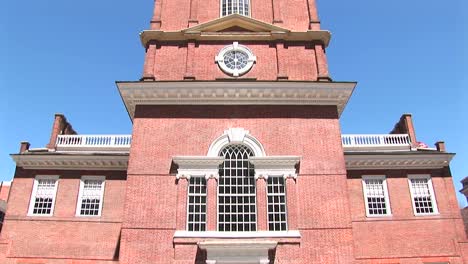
[78,178,104,216]
[267,176,287,231]
[410,177,436,214]
[221,0,250,17]
[187,177,207,231]
[31,178,58,215]
[218,145,256,232]
[363,177,390,216]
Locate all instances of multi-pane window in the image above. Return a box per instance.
[362,176,391,217]
[267,176,287,231]
[221,0,250,17]
[187,177,207,231]
[28,176,59,216]
[218,144,256,232]
[408,175,438,215]
[76,176,105,216]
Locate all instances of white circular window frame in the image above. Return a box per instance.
[215,42,256,77]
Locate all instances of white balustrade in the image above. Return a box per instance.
[56,135,132,151]
[56,133,410,152]
[341,134,411,151]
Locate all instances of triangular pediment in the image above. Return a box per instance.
[183,14,290,33]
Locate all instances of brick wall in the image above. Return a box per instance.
[347,169,467,262]
[1,169,126,261]
[145,41,321,81]
[121,104,350,263]
[151,0,318,31]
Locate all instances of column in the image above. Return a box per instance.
[271,0,283,24]
[306,0,320,30]
[276,42,288,80]
[255,175,268,231]
[315,44,331,81]
[188,0,199,27]
[151,0,163,29]
[142,42,156,81]
[184,40,196,80]
[206,174,218,231]
[176,175,189,230]
[285,174,298,230]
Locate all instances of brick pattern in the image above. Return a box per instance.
[146,42,322,81]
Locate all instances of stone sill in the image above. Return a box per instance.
[173,230,301,244]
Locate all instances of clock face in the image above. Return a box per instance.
[215,42,256,77]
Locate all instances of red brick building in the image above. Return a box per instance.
[2,0,467,263]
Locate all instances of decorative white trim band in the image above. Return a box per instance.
[173,156,224,180]
[345,153,454,170]
[11,154,129,171]
[116,81,357,120]
[174,230,301,238]
[250,156,300,180]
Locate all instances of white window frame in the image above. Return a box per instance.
[187,175,207,232]
[362,175,392,217]
[266,175,288,231]
[27,175,59,216]
[215,42,256,77]
[75,176,106,217]
[220,0,251,17]
[408,174,439,216]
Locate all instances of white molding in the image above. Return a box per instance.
[215,42,256,77]
[75,176,106,217]
[11,154,129,170]
[173,156,224,180]
[199,239,277,264]
[408,174,439,216]
[116,81,356,120]
[208,128,266,157]
[174,230,301,238]
[361,175,392,217]
[250,156,300,180]
[345,153,454,170]
[27,175,59,217]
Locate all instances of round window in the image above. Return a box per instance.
[215,42,256,77]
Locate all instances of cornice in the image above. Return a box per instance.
[173,156,224,179]
[116,81,356,120]
[11,154,129,171]
[249,156,300,169]
[172,156,224,168]
[250,156,300,180]
[345,152,454,170]
[140,14,330,47]
[140,30,331,47]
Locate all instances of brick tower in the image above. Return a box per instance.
[116,0,356,263]
[3,0,468,263]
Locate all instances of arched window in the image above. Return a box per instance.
[218,144,256,231]
[221,0,250,17]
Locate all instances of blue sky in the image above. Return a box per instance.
[1,1,467,206]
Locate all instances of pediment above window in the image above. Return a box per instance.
[183,14,290,34]
[139,14,331,46]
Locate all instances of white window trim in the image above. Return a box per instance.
[186,174,207,231]
[266,175,288,231]
[75,176,106,217]
[362,175,392,217]
[219,0,251,17]
[27,175,59,217]
[408,174,439,216]
[215,42,256,77]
